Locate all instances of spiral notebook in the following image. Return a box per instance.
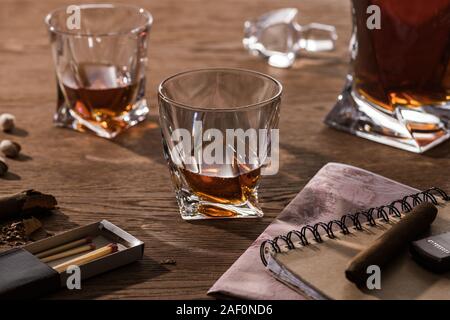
[262,188,450,300]
[209,163,421,299]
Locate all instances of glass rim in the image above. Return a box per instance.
[158,68,283,112]
[44,3,153,37]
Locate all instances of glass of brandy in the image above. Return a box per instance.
[326,0,450,153]
[158,68,282,220]
[45,4,152,138]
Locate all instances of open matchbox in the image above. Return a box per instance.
[0,220,144,299]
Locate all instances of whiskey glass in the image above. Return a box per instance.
[45,4,152,139]
[158,68,282,220]
[325,0,450,153]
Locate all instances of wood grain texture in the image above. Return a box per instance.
[0,0,449,299]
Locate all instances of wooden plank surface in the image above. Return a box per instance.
[0,0,449,299]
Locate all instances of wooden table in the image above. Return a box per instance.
[0,0,449,299]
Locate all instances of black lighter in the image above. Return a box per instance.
[410,231,450,273]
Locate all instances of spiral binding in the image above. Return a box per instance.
[260,187,449,266]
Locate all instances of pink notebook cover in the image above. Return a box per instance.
[208,162,418,299]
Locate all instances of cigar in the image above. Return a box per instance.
[53,243,118,273]
[345,202,438,287]
[35,237,93,259]
[0,190,57,220]
[40,243,96,263]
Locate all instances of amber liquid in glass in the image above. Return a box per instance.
[58,63,142,130]
[353,0,450,116]
[181,166,261,217]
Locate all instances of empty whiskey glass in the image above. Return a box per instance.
[45,4,152,139]
[159,68,282,220]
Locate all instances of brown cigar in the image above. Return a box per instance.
[0,190,57,220]
[345,202,438,287]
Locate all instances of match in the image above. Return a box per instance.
[53,243,119,273]
[40,243,96,263]
[35,237,93,259]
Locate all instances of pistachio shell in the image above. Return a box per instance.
[0,113,15,132]
[0,140,21,158]
[0,157,8,176]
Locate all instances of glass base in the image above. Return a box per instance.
[325,80,450,153]
[174,188,264,220]
[53,98,150,139]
